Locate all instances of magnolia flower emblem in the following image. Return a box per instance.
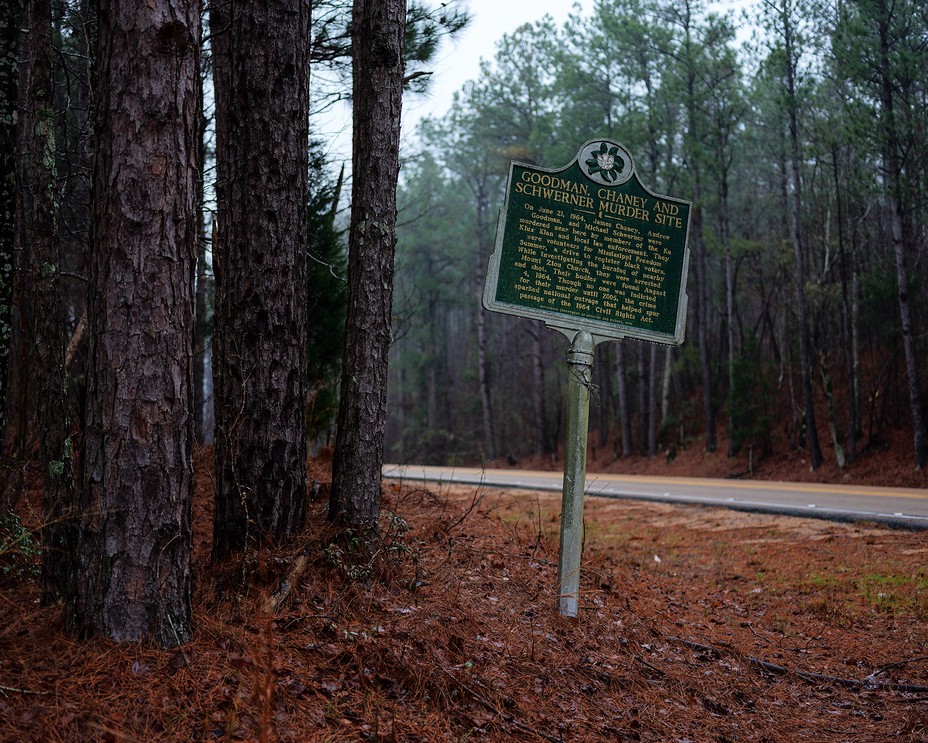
[586,142,623,183]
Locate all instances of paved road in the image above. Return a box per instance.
[382,464,928,529]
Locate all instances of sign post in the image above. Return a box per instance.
[483,139,692,617]
[558,329,594,617]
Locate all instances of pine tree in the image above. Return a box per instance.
[329,0,407,539]
[0,0,22,468]
[75,0,199,646]
[211,0,311,558]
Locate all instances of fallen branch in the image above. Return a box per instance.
[265,547,312,614]
[671,636,928,694]
[865,655,928,684]
[0,685,48,696]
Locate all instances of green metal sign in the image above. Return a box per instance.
[483,139,691,345]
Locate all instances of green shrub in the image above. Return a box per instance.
[0,510,40,582]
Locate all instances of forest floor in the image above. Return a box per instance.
[1,447,927,742]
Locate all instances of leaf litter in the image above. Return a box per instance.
[0,451,926,741]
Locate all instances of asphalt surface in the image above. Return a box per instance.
[382,464,928,529]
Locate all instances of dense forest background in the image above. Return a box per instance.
[386,0,928,475]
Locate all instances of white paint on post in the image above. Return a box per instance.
[558,330,595,617]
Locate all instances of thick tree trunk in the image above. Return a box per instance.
[329,0,406,533]
[212,0,310,557]
[76,0,199,646]
[2,18,33,509]
[0,0,22,457]
[25,0,76,606]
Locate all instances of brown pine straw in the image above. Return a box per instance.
[0,457,927,741]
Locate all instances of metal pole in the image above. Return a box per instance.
[558,329,595,617]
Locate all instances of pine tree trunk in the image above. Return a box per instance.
[76,0,199,646]
[616,342,632,458]
[474,180,496,462]
[329,0,406,533]
[679,1,715,453]
[874,1,928,469]
[722,170,737,457]
[3,17,34,509]
[647,343,658,458]
[693,202,715,453]
[0,0,22,458]
[832,147,857,464]
[25,0,76,606]
[530,322,547,457]
[888,193,925,468]
[597,344,610,451]
[661,346,673,422]
[782,4,822,470]
[212,0,310,557]
[637,343,647,455]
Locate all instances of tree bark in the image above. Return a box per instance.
[76,0,199,646]
[24,0,76,606]
[212,0,310,557]
[329,0,406,533]
[2,16,33,509]
[0,0,23,458]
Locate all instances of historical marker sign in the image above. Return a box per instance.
[483,139,691,345]
[483,140,693,617]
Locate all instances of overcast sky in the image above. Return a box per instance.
[317,1,595,162]
[401,0,595,136]
[317,0,756,164]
